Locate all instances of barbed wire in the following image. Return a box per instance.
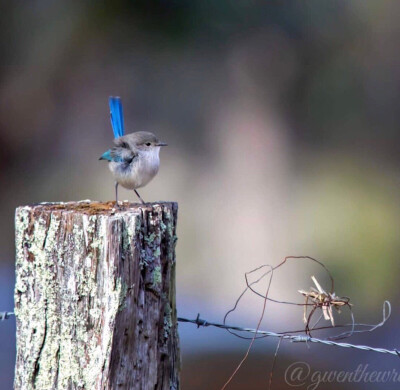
[4,310,394,357]
[177,312,400,357]
[2,311,398,360]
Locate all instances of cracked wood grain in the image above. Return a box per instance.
[14,201,180,390]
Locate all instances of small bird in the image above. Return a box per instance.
[99,97,167,204]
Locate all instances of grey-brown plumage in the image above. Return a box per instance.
[100,131,167,204]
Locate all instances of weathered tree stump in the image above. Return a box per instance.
[14,201,180,390]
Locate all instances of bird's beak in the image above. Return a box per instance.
[156,142,168,147]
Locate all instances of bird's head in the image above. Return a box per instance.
[124,131,167,152]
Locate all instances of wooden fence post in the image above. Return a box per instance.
[14,201,180,390]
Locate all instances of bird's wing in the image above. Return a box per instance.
[109,96,125,138]
[110,142,137,164]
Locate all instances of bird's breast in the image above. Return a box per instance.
[110,150,160,189]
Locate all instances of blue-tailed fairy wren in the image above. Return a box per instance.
[99,97,167,204]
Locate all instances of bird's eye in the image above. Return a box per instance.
[145,142,151,146]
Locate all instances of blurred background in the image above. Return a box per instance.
[1,1,400,389]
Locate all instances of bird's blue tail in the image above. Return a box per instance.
[109,96,124,138]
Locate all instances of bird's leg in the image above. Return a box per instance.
[115,182,121,208]
[134,189,145,204]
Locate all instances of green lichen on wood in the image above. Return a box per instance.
[163,301,172,339]
[152,266,162,288]
[144,232,157,244]
[118,280,128,312]
[122,213,139,252]
[153,247,161,258]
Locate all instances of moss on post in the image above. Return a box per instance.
[14,201,180,390]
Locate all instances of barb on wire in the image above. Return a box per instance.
[0,312,14,321]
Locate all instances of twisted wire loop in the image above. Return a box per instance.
[178,315,400,358]
[0,312,14,321]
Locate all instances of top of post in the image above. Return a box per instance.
[16,200,178,216]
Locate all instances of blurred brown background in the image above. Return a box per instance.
[1,1,400,389]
